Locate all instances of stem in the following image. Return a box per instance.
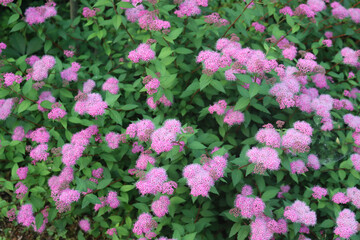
[221,0,254,38]
[194,204,202,223]
[238,163,251,170]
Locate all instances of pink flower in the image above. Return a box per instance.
[204,12,229,26]
[183,163,214,197]
[247,147,281,172]
[347,187,360,208]
[29,127,50,143]
[136,153,156,170]
[12,126,25,141]
[334,209,358,239]
[136,168,175,195]
[279,6,294,16]
[25,2,57,25]
[0,0,13,7]
[15,182,28,199]
[0,42,6,54]
[255,128,281,148]
[307,154,320,170]
[252,22,266,32]
[59,189,80,205]
[106,191,120,209]
[37,91,56,112]
[282,129,311,153]
[64,50,74,58]
[74,93,108,117]
[105,132,122,149]
[341,47,359,67]
[332,192,350,204]
[102,78,119,94]
[48,107,67,120]
[0,98,14,120]
[311,186,327,199]
[17,167,28,180]
[293,121,313,136]
[133,213,157,236]
[322,39,332,47]
[83,79,96,93]
[174,0,202,17]
[290,160,308,174]
[241,185,253,196]
[92,168,104,179]
[284,200,316,226]
[351,154,360,172]
[349,8,360,23]
[331,2,349,19]
[30,144,49,163]
[17,204,35,227]
[208,100,227,115]
[79,219,91,232]
[61,144,85,166]
[144,78,160,95]
[202,155,227,181]
[224,109,245,126]
[3,73,23,86]
[128,43,155,63]
[106,228,117,236]
[61,62,81,82]
[82,7,99,18]
[151,196,170,217]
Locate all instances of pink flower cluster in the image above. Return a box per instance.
[102,77,119,95]
[105,132,126,149]
[15,182,28,199]
[135,153,156,170]
[293,0,326,19]
[175,0,208,17]
[332,192,350,204]
[3,73,23,87]
[82,7,99,18]
[234,186,265,218]
[12,126,25,141]
[136,167,177,195]
[183,153,227,197]
[126,119,155,142]
[341,47,360,68]
[0,42,6,54]
[64,49,74,58]
[133,213,158,237]
[255,127,281,148]
[351,154,360,172]
[282,121,312,153]
[150,119,182,154]
[344,114,360,145]
[151,196,170,217]
[79,219,91,232]
[143,76,160,95]
[25,2,57,25]
[17,167,28,180]
[37,91,56,112]
[283,200,316,226]
[17,204,35,227]
[334,209,359,238]
[62,125,98,166]
[204,12,229,27]
[277,185,290,198]
[29,55,56,81]
[252,22,266,32]
[30,143,49,164]
[331,2,360,23]
[74,92,108,117]
[94,191,120,211]
[61,62,81,82]
[347,187,360,209]
[344,88,360,98]
[0,0,13,6]
[208,100,227,115]
[128,43,156,63]
[147,95,172,109]
[307,154,320,170]
[0,98,14,120]
[48,104,67,120]
[250,216,288,240]
[311,186,327,199]
[290,160,308,174]
[247,147,281,173]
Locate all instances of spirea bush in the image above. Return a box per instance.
[0,0,360,239]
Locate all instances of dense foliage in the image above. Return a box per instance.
[0,0,360,239]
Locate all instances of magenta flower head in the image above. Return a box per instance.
[255,127,281,148]
[17,204,35,227]
[151,196,170,218]
[311,186,327,199]
[128,43,155,63]
[284,200,316,226]
[17,167,28,180]
[334,209,358,239]
[79,219,91,232]
[247,147,281,172]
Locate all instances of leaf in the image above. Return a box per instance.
[183,233,197,240]
[117,1,134,8]
[159,47,173,59]
[237,226,250,240]
[234,97,250,111]
[40,100,53,110]
[83,194,101,208]
[249,83,260,99]
[18,100,31,113]
[121,185,135,192]
[229,223,241,238]
[232,169,242,187]
[320,219,334,228]
[167,28,183,40]
[188,141,206,149]
[175,48,193,54]
[97,178,113,189]
[8,14,19,24]
[112,15,122,30]
[199,74,212,90]
[120,104,138,110]
[35,213,44,230]
[210,80,226,93]
[261,188,279,201]
[11,22,26,32]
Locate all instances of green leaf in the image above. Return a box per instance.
[35,213,44,230]
[175,48,193,54]
[167,28,183,40]
[112,15,122,30]
[199,74,212,90]
[83,194,101,207]
[261,187,279,201]
[159,47,173,59]
[249,83,260,99]
[232,169,242,187]
[237,226,250,240]
[60,89,73,98]
[234,97,250,111]
[18,100,31,113]
[120,104,138,110]
[117,1,134,8]
[183,233,197,240]
[40,100,53,110]
[8,14,19,24]
[11,22,26,32]
[229,223,241,238]
[97,178,113,189]
[210,80,226,93]
[320,219,334,228]
[121,185,135,192]
[189,141,206,149]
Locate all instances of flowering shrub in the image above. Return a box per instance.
[0,0,360,239]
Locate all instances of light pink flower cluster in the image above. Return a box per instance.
[29,55,56,81]
[106,228,117,236]
[143,76,160,95]
[347,187,360,209]
[150,119,182,154]
[102,77,119,95]
[277,185,290,198]
[137,10,170,31]
[151,196,170,217]
[344,88,360,98]
[208,100,227,115]
[25,1,57,25]
[48,166,74,211]
[247,147,281,173]
[82,7,99,18]
[61,62,81,82]
[252,22,266,32]
[344,114,360,145]
[62,125,98,166]
[333,98,354,111]
[307,154,320,170]
[0,0,13,7]
[133,213,158,237]
[282,121,312,153]
[126,119,155,142]
[17,167,28,180]
[224,109,245,126]
[136,167,177,195]
[341,47,360,67]
[83,79,95,93]
[183,153,227,197]
[255,127,281,148]
[284,200,316,226]
[250,216,288,240]
[30,143,49,164]
[279,6,294,16]
[175,0,208,17]
[0,42,6,54]
[334,209,359,238]
[331,2,349,20]
[3,73,23,87]
[12,126,25,141]
[94,191,120,211]
[64,50,74,58]
[79,219,91,232]
[74,92,108,117]
[290,160,308,174]
[29,127,50,143]
[135,153,156,170]
[48,104,67,120]
[17,204,35,227]
[204,12,229,27]
[105,132,126,149]
[332,192,350,204]
[351,154,360,172]
[38,91,56,112]
[234,186,265,218]
[15,182,28,199]
[125,4,145,22]
[311,186,327,199]
[0,98,14,120]
[147,95,172,109]
[128,43,156,63]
